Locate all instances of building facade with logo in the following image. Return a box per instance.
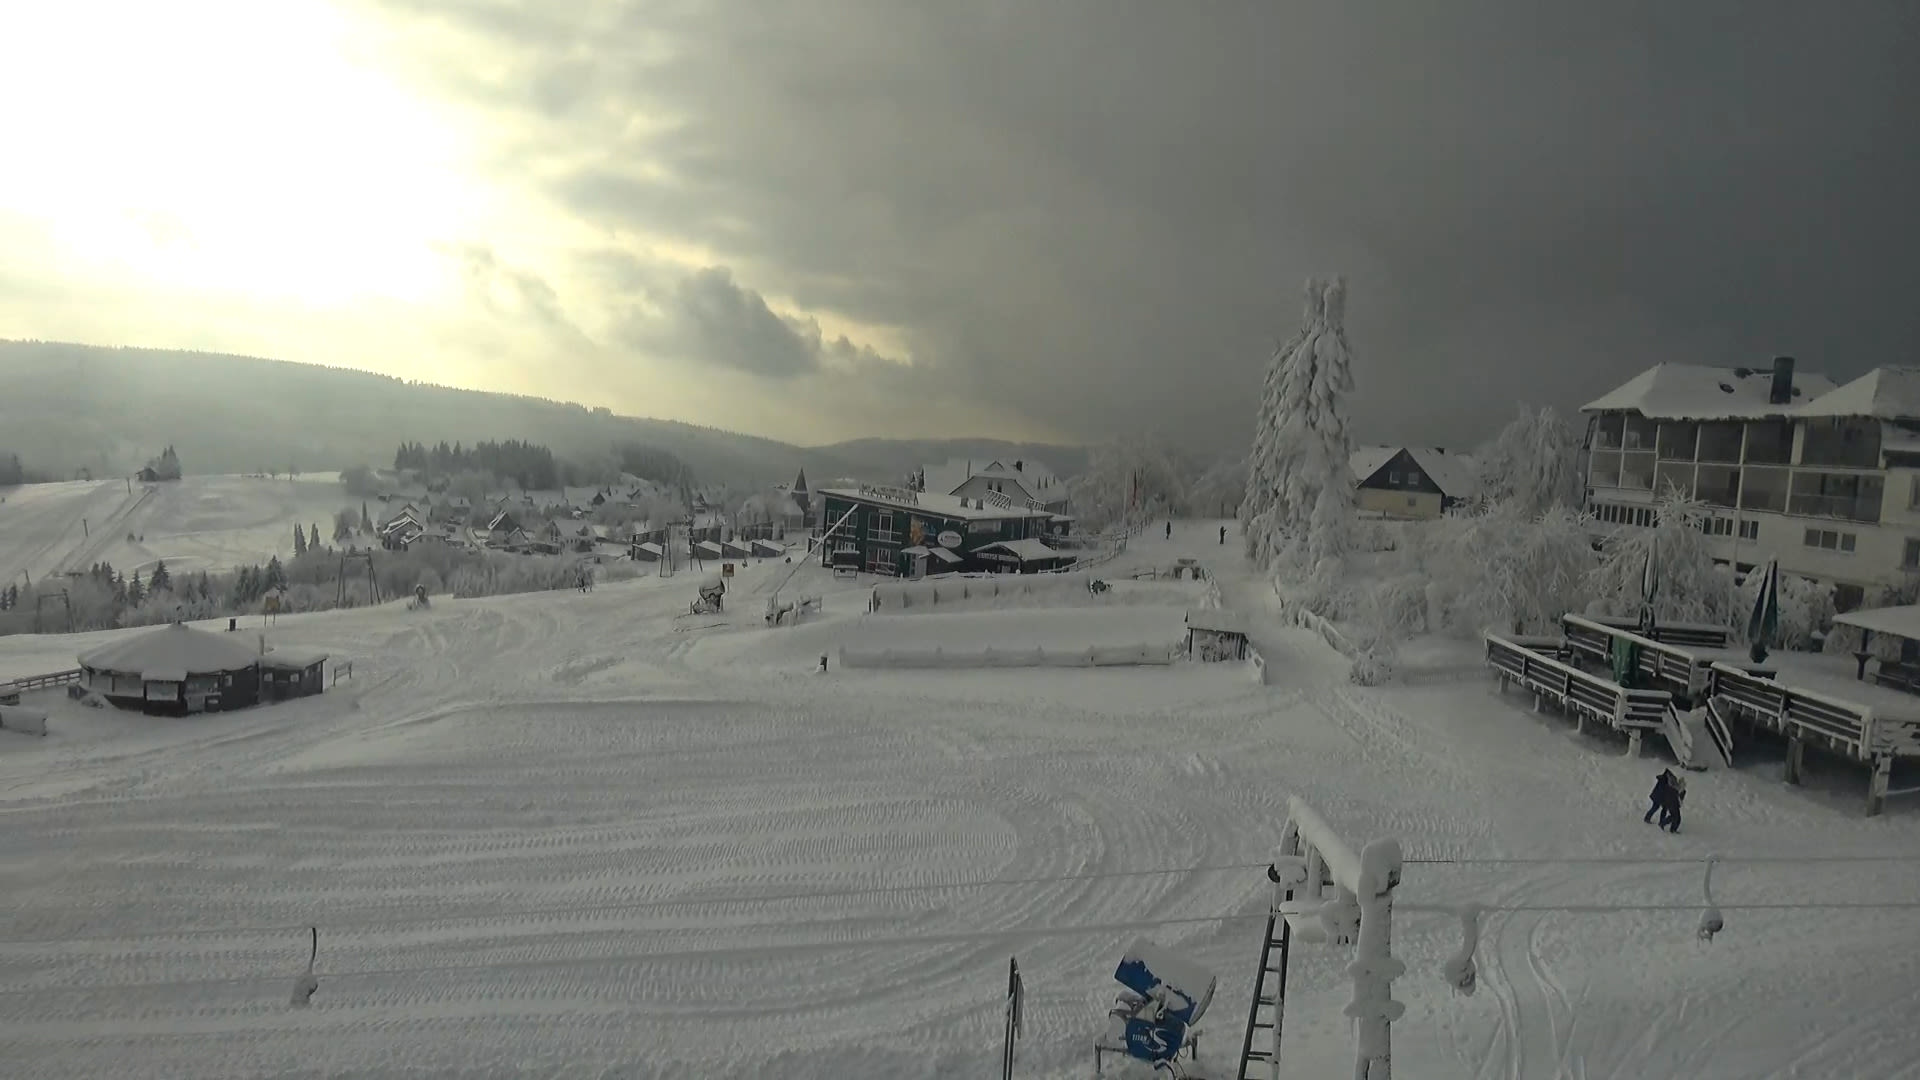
[817,485,1061,577]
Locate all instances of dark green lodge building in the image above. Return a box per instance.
[817,485,1067,577]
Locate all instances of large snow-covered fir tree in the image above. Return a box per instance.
[1241,276,1357,572]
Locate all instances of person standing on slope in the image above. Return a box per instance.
[1165,520,1172,540]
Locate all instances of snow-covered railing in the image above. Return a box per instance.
[837,643,1179,669]
[1706,661,1919,814]
[1588,614,1730,651]
[1485,632,1670,732]
[1561,614,1712,703]
[0,669,82,699]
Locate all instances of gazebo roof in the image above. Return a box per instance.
[78,622,262,678]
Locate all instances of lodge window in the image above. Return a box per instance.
[1387,470,1400,484]
[1802,528,1856,553]
[1407,470,1422,486]
[870,510,896,543]
[1906,539,1920,569]
[1739,520,1758,541]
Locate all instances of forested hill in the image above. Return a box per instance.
[0,341,1087,487]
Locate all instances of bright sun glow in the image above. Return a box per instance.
[0,0,480,306]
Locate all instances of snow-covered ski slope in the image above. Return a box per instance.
[4,525,1920,1079]
[0,473,352,584]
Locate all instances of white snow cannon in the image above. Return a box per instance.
[1102,938,1215,1074]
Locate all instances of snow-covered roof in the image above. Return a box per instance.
[635,541,664,555]
[1795,367,1920,421]
[920,458,1061,502]
[750,539,784,553]
[1348,446,1399,484]
[79,622,263,677]
[977,538,1065,562]
[819,486,1053,521]
[1581,363,1838,420]
[261,646,329,669]
[1186,609,1245,635]
[928,546,962,563]
[1833,604,1920,641]
[694,540,725,555]
[1348,446,1478,497]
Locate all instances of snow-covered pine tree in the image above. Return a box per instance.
[361,501,373,531]
[309,523,321,552]
[149,559,171,592]
[292,523,308,557]
[1241,276,1357,571]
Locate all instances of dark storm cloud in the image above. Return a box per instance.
[651,266,823,379]
[363,0,1920,451]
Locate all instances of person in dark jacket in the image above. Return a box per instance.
[1219,524,1227,545]
[1645,769,1675,825]
[1165,520,1172,539]
[1662,774,1686,833]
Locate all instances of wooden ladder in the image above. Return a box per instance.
[1235,895,1292,1080]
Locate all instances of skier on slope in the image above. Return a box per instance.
[1165,520,1172,540]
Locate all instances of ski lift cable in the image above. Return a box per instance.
[8,897,1920,1002]
[4,853,1917,947]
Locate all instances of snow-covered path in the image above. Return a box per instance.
[2,524,1919,1078]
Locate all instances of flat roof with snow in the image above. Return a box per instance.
[1834,604,1920,641]
[976,538,1066,562]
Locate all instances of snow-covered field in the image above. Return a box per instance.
[0,473,352,584]
[3,523,1920,1079]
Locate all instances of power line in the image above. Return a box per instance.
[8,894,1920,1003]
[0,861,1276,946]
[6,852,1919,948]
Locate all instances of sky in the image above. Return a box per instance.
[2,1,1916,454]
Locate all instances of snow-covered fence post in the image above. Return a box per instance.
[1267,796,1404,1080]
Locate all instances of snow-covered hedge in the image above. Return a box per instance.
[837,642,1179,669]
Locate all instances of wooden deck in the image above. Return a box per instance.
[1707,660,1920,815]
[1484,633,1674,756]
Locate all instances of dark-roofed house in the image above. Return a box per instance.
[78,622,265,714]
[1349,446,1479,520]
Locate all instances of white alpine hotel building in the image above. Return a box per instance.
[1583,357,1920,610]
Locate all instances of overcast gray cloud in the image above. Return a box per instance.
[357,0,1920,453]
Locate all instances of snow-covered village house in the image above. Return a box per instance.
[817,484,1061,577]
[914,458,1072,515]
[1349,445,1479,519]
[1580,357,1920,610]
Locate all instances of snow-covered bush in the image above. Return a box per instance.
[1407,503,1597,637]
[1586,493,1740,629]
[1473,404,1582,516]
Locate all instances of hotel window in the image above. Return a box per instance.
[1738,520,1758,541]
[1906,539,1920,569]
[1803,528,1856,553]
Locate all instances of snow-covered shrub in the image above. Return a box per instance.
[1586,492,1739,629]
[1414,503,1597,637]
[1737,569,1834,651]
[1474,404,1582,516]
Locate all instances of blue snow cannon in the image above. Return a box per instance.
[1104,938,1216,1072]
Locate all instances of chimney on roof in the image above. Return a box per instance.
[1769,356,1795,405]
[1014,460,1023,472]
